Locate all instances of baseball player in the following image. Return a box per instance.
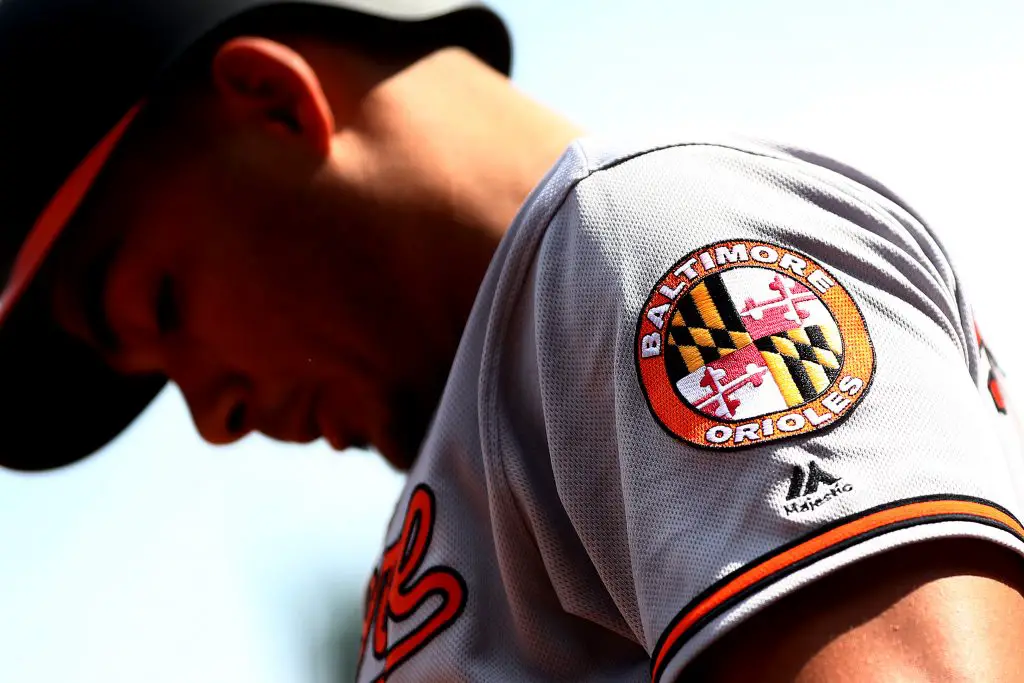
[3,0,1024,681]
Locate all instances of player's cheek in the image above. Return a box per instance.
[106,259,159,346]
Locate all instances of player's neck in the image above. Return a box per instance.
[407,48,585,241]
[309,46,583,417]
[334,46,584,242]
[394,48,583,364]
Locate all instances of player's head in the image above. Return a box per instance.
[0,0,513,471]
[45,19,513,470]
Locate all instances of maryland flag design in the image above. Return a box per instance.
[664,275,753,377]
[636,240,874,449]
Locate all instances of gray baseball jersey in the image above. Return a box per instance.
[354,134,1024,682]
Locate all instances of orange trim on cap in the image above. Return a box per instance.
[650,497,1024,682]
[0,104,142,324]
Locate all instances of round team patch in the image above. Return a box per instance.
[635,240,874,449]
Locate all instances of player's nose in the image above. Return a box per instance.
[167,356,253,446]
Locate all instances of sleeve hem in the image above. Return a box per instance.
[650,495,1024,683]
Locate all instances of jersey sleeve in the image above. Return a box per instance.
[489,141,1024,682]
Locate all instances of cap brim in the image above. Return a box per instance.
[0,280,164,472]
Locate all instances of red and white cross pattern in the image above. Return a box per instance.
[675,268,839,421]
[738,273,818,340]
[689,345,770,419]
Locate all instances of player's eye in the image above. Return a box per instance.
[154,275,180,336]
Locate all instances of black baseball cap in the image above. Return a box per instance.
[0,0,511,471]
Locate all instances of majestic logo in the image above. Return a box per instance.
[635,240,874,449]
[786,460,840,499]
[783,461,853,515]
[359,484,466,681]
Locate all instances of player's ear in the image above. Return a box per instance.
[211,36,334,158]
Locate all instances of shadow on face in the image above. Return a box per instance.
[46,36,436,470]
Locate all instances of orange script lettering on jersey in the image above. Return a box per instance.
[359,483,467,681]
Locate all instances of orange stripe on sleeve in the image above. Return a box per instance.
[650,497,1024,682]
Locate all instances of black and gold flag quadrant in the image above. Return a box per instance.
[753,325,844,406]
[665,274,753,381]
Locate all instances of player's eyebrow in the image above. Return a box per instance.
[79,240,122,354]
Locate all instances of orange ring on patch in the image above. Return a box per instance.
[634,239,875,450]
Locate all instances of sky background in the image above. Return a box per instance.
[2,2,1023,681]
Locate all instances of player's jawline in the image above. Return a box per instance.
[649,494,1024,683]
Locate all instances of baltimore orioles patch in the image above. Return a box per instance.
[635,240,874,449]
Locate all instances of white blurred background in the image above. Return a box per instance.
[1,2,1021,681]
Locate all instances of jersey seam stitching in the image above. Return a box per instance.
[481,138,651,544]
[586,141,970,366]
[481,141,646,631]
[482,140,596,544]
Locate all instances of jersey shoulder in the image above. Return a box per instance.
[480,133,1024,680]
[533,132,975,371]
